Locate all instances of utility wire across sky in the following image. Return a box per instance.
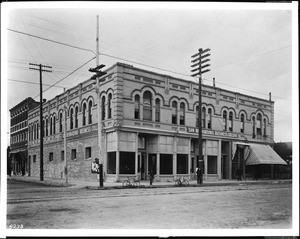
[8,28,289,101]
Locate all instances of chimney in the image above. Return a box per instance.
[269,92,271,101]
[213,78,215,87]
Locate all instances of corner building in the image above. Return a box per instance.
[28,62,283,182]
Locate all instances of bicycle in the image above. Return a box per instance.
[122,176,140,187]
[175,177,189,186]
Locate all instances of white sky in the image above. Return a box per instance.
[1,2,298,145]
[0,2,299,237]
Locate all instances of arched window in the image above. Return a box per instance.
[50,117,53,135]
[37,122,39,139]
[59,112,63,132]
[179,103,185,125]
[196,106,199,127]
[143,91,152,121]
[46,118,49,136]
[53,116,56,134]
[82,103,86,126]
[240,114,245,133]
[202,107,206,128]
[257,113,262,136]
[252,116,256,138]
[102,96,106,121]
[172,101,178,124]
[222,111,227,131]
[108,93,112,119]
[29,124,31,141]
[229,112,233,132]
[43,119,45,138]
[70,108,74,130]
[155,98,160,122]
[88,101,93,124]
[75,106,78,128]
[263,118,267,136]
[208,108,212,129]
[134,95,140,120]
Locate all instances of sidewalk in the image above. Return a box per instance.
[8,175,292,190]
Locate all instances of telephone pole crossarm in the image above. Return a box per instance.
[190,48,211,184]
[29,63,52,181]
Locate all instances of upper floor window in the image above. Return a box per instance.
[43,119,45,138]
[252,116,256,138]
[143,91,152,121]
[37,122,39,139]
[88,101,93,124]
[59,112,63,132]
[75,107,78,128]
[46,118,49,136]
[82,103,87,126]
[229,112,233,132]
[196,106,199,127]
[222,111,227,131]
[207,108,212,129]
[179,103,185,125]
[50,117,53,135]
[70,108,74,130]
[134,95,140,120]
[52,116,56,134]
[256,113,262,136]
[102,96,106,121]
[172,101,178,124]
[263,118,267,136]
[108,93,112,119]
[202,107,206,128]
[240,114,245,133]
[155,99,160,122]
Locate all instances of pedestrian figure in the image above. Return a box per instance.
[237,167,243,181]
[196,167,203,184]
[149,168,154,185]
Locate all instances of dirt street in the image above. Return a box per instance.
[7,181,292,229]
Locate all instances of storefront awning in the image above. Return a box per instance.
[245,143,287,165]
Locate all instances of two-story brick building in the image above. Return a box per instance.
[27,62,286,182]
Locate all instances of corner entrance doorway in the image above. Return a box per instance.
[139,152,147,180]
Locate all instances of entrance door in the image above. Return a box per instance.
[140,153,147,180]
[221,155,228,179]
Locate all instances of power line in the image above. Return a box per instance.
[7,28,96,56]
[7,28,289,101]
[7,78,65,88]
[32,57,96,99]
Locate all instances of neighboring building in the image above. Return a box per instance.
[273,142,292,179]
[9,97,40,175]
[27,62,286,182]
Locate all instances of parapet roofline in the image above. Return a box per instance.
[114,62,274,104]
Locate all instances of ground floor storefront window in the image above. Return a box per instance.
[119,152,135,174]
[207,155,217,174]
[177,154,188,174]
[107,152,116,174]
[160,154,173,174]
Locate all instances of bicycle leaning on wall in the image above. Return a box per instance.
[122,176,140,187]
[175,177,189,186]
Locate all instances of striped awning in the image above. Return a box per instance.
[245,143,287,165]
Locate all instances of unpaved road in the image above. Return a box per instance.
[7,180,292,229]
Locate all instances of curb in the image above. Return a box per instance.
[85,180,292,190]
[9,176,292,190]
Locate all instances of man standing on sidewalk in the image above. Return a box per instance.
[196,167,203,184]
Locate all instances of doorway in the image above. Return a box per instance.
[140,152,147,180]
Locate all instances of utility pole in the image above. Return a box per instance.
[63,88,68,184]
[29,63,52,181]
[89,15,107,188]
[191,48,211,184]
